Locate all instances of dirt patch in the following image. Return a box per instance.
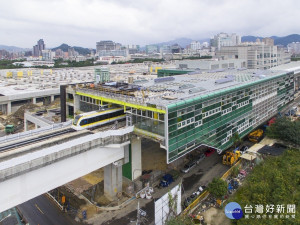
[49,186,86,213]
[11,103,38,119]
[82,168,104,185]
[201,207,231,225]
[65,177,94,195]
[142,139,167,171]
[182,173,204,192]
[82,181,111,206]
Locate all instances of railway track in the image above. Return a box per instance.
[0,128,75,152]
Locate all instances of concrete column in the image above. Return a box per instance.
[104,162,123,200]
[51,95,55,102]
[24,114,28,131]
[74,94,80,114]
[66,105,70,117]
[7,102,11,114]
[32,98,36,104]
[131,136,142,180]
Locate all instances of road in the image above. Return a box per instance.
[17,194,82,225]
[98,152,228,225]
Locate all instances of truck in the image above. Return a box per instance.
[5,125,15,134]
[159,174,174,187]
[248,129,264,143]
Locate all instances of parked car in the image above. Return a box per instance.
[183,197,192,208]
[193,185,206,196]
[181,161,197,173]
[239,146,249,155]
[204,148,215,157]
[194,153,206,164]
[198,185,206,193]
[159,174,174,187]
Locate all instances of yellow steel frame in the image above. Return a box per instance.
[76,91,166,114]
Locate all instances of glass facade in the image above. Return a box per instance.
[166,72,295,163]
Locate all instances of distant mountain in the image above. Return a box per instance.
[274,34,300,46]
[242,34,300,46]
[241,36,263,42]
[153,37,210,48]
[0,45,29,52]
[52,43,93,55]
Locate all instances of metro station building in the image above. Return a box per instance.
[66,65,300,164]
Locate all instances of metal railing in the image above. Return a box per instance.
[0,121,72,144]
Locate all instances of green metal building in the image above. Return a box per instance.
[95,67,110,83]
[157,69,193,77]
[71,68,296,163]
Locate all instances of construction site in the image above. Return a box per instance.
[1,61,300,224]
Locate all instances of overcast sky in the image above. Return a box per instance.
[0,0,299,48]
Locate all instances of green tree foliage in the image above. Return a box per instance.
[266,117,300,145]
[208,178,227,199]
[54,58,94,68]
[183,56,212,60]
[0,59,25,69]
[230,132,241,148]
[232,149,300,225]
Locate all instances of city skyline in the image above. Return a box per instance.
[0,0,299,48]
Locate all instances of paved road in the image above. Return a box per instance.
[99,152,228,225]
[17,194,82,225]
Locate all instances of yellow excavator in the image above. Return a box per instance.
[222,151,241,166]
[248,129,264,143]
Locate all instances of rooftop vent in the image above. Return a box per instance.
[237,67,247,71]
[215,75,235,84]
[209,69,226,73]
[154,77,175,83]
[188,71,201,75]
[179,84,195,89]
[189,87,206,94]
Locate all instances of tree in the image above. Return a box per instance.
[208,178,227,199]
[232,149,300,225]
[266,117,300,145]
[230,132,241,148]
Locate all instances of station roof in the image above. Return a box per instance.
[270,61,300,73]
[128,68,288,107]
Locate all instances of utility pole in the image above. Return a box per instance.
[136,200,140,225]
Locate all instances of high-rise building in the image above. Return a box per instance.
[262,37,274,46]
[160,45,171,54]
[216,42,291,69]
[68,47,78,58]
[96,40,127,57]
[287,42,300,55]
[96,40,117,53]
[41,50,52,61]
[127,45,140,54]
[55,49,64,58]
[211,33,241,50]
[146,45,159,54]
[33,39,45,57]
[190,41,201,51]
